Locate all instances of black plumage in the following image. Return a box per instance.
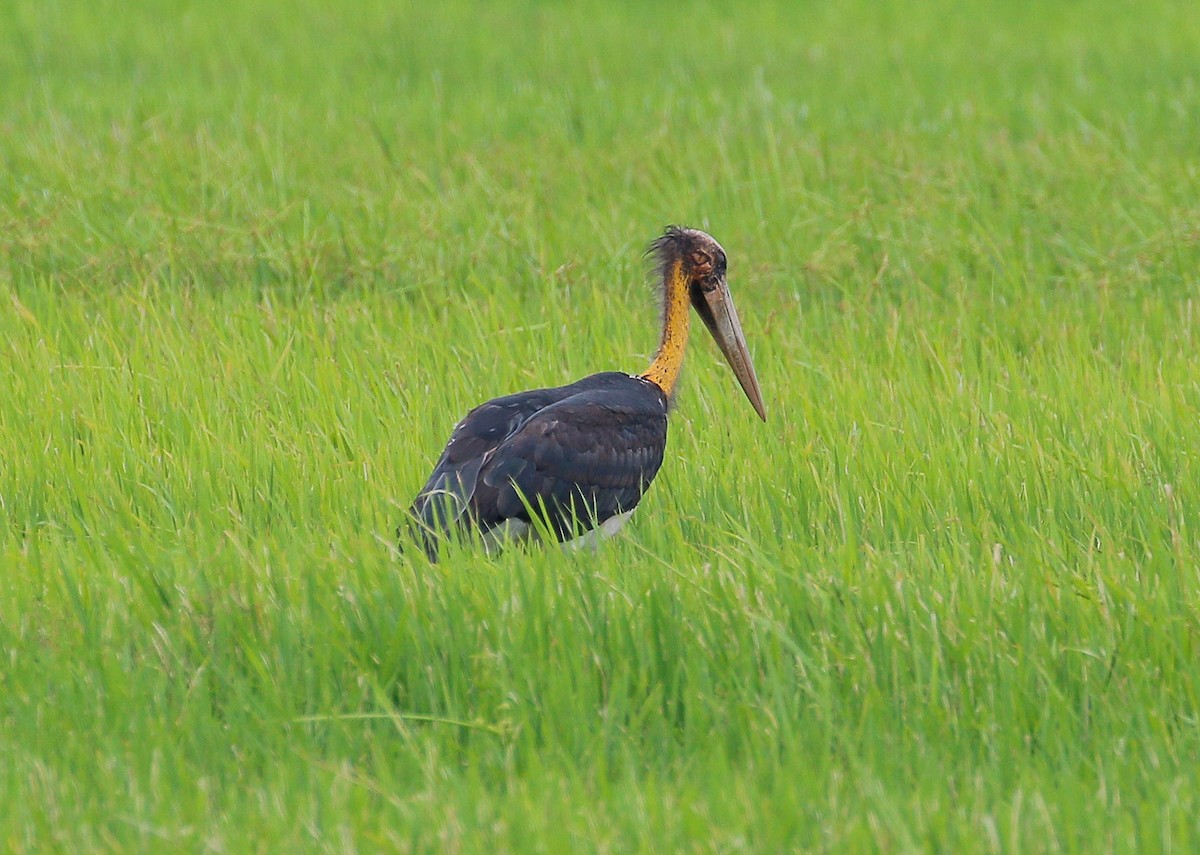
[408,372,668,559]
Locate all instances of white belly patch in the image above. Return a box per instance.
[561,509,635,552]
[481,510,635,555]
[480,518,532,554]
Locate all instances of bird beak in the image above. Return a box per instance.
[692,275,767,421]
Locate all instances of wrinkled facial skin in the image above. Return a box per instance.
[681,234,727,287]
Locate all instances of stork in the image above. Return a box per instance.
[405,226,765,560]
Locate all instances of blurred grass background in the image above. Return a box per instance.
[2,0,1199,851]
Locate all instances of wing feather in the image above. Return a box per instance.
[407,392,558,556]
[470,395,667,541]
[405,374,668,559]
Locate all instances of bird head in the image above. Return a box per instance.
[651,227,767,421]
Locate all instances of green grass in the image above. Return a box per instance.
[3,0,1200,851]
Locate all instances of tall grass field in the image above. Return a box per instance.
[3,0,1199,851]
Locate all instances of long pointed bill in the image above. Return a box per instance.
[693,276,767,421]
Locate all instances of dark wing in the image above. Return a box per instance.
[407,389,561,557]
[468,390,668,542]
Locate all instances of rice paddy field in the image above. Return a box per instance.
[3,0,1200,851]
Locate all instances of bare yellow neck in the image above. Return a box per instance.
[641,259,691,396]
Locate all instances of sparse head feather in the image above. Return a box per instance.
[643,226,729,344]
[647,226,727,283]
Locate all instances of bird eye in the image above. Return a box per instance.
[689,251,713,276]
